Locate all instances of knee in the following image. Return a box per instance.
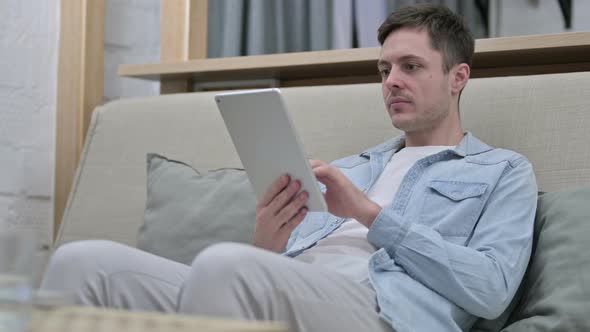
[184,242,273,293]
[190,242,260,277]
[48,240,120,269]
[179,243,270,315]
[41,240,125,289]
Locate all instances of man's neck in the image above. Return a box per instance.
[404,124,464,147]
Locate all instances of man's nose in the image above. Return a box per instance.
[384,69,404,90]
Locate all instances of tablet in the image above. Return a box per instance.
[215,88,328,212]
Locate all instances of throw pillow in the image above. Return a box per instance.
[470,191,547,332]
[500,187,590,331]
[137,154,257,265]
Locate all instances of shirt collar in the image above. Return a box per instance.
[360,132,493,158]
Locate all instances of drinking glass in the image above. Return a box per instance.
[0,230,37,332]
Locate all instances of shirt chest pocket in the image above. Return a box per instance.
[331,157,371,191]
[419,180,488,239]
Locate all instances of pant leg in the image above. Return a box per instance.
[41,240,190,312]
[178,242,394,332]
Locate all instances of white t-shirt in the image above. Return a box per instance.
[294,145,453,283]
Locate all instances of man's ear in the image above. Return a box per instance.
[450,63,470,96]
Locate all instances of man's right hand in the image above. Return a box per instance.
[252,174,309,253]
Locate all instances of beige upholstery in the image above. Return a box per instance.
[56,72,590,248]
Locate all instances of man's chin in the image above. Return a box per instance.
[391,118,416,132]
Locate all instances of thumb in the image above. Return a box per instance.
[315,165,344,188]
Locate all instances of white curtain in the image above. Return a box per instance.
[208,0,332,57]
[207,0,487,58]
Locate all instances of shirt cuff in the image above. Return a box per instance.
[366,207,410,258]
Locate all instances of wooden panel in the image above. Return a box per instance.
[122,47,380,80]
[189,0,208,59]
[81,1,105,144]
[160,78,192,94]
[160,0,188,62]
[119,32,590,89]
[472,62,590,78]
[281,75,380,87]
[475,31,590,53]
[160,0,207,94]
[54,0,104,241]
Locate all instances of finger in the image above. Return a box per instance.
[283,207,308,233]
[309,159,327,169]
[276,190,308,223]
[267,179,301,216]
[312,165,337,184]
[258,174,290,208]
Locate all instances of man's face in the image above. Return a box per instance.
[378,28,457,134]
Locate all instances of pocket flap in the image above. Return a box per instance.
[428,180,488,201]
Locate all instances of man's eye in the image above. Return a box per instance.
[404,63,419,71]
[379,68,390,77]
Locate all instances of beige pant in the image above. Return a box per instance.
[41,240,393,332]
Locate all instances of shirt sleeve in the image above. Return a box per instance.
[366,158,538,319]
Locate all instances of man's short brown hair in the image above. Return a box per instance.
[378,4,474,73]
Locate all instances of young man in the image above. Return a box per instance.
[42,4,537,332]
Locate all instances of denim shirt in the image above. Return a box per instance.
[284,132,538,332]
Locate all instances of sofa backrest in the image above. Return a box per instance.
[56,71,590,247]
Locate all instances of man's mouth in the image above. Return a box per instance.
[388,97,411,108]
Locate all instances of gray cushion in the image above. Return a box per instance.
[500,187,590,331]
[137,154,257,265]
[470,191,547,332]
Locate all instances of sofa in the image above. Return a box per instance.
[53,71,590,331]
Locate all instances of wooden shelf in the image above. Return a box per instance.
[119,47,381,86]
[118,32,590,88]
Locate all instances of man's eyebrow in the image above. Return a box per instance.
[400,54,426,62]
[378,55,426,67]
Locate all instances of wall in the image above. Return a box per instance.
[0,0,59,247]
[104,0,160,102]
[0,0,160,248]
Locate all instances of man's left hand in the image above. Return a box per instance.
[310,159,381,228]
